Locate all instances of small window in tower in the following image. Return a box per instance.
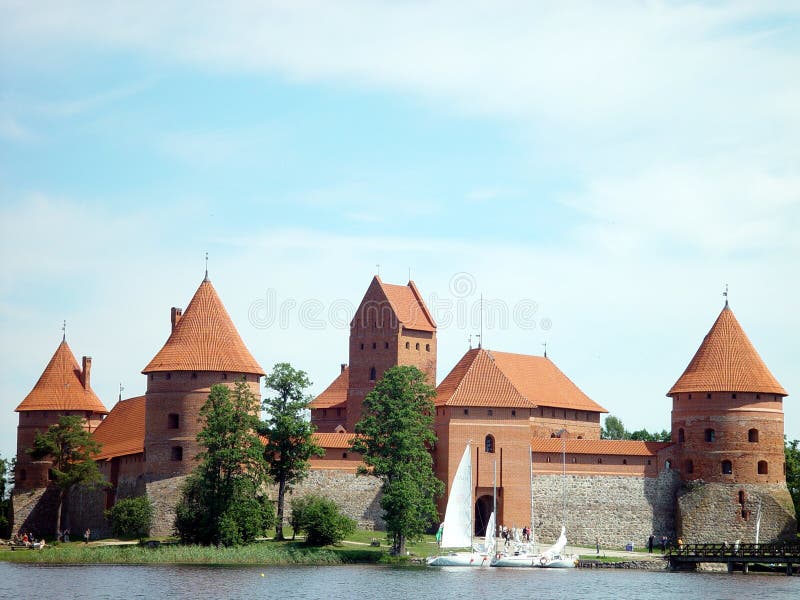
[511,410,516,417]
[748,429,759,443]
[721,460,733,475]
[577,435,583,439]
[415,343,420,350]
[622,459,628,465]
[360,343,364,350]
[426,344,430,352]
[738,490,746,504]
[369,367,376,381]
[664,460,671,470]
[405,342,410,349]
[372,342,377,349]
[571,457,577,463]
[758,461,768,475]
[647,459,652,465]
[756,394,760,399]
[167,413,180,429]
[150,374,154,381]
[464,408,469,415]
[597,458,603,464]
[166,373,171,380]
[485,435,495,453]
[706,393,711,399]
[385,342,389,349]
[732,393,737,399]
[546,456,551,463]
[686,460,694,474]
[191,372,198,379]
[171,446,183,462]
[705,428,716,442]
[222,373,227,380]
[678,428,685,443]
[342,452,348,459]
[488,409,493,417]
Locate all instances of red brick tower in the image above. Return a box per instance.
[142,274,264,477]
[14,339,108,490]
[665,301,795,541]
[311,276,436,433]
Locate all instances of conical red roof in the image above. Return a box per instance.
[142,278,264,375]
[668,304,787,396]
[16,340,108,413]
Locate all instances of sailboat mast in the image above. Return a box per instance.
[529,445,534,547]
[561,434,567,528]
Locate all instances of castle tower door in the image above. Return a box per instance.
[474,494,495,536]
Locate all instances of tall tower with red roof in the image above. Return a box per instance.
[14,338,108,490]
[142,274,264,477]
[664,302,796,541]
[311,276,437,433]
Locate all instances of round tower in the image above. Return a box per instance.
[141,274,264,478]
[666,301,795,541]
[14,339,108,490]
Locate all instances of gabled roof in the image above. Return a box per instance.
[531,438,668,456]
[668,304,787,396]
[142,278,264,375]
[435,348,607,412]
[16,340,108,414]
[310,366,349,409]
[93,396,145,460]
[313,432,358,449]
[354,276,436,332]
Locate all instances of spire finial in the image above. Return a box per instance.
[542,341,547,358]
[408,266,411,282]
[468,334,473,349]
[204,252,209,282]
[478,294,483,349]
[62,319,66,341]
[376,264,381,277]
[119,382,124,402]
[723,283,729,307]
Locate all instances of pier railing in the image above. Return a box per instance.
[667,541,800,575]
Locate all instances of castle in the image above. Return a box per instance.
[11,273,797,546]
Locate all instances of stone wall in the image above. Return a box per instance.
[676,481,796,543]
[286,470,384,530]
[145,474,188,538]
[531,470,681,549]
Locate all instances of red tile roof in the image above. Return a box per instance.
[668,305,787,396]
[16,340,108,414]
[435,348,607,412]
[313,432,358,448]
[93,396,145,460]
[531,438,668,456]
[142,278,264,375]
[310,367,349,409]
[374,276,436,332]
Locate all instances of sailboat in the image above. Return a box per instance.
[535,435,577,568]
[427,444,494,567]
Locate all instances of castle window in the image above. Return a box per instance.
[721,460,732,475]
[405,342,410,349]
[758,461,768,475]
[647,460,651,465]
[597,458,603,464]
[741,509,749,520]
[622,459,628,465]
[222,373,227,380]
[342,452,348,459]
[748,429,759,443]
[171,446,183,461]
[546,456,551,463]
[577,435,583,439]
[18,469,26,481]
[191,372,197,379]
[415,343,420,350]
[688,394,692,400]
[166,373,171,380]
[705,428,716,442]
[464,409,469,415]
[756,394,760,399]
[385,342,389,349]
[360,343,364,350]
[571,457,577,463]
[511,410,516,417]
[369,366,376,381]
[487,409,493,417]
[426,344,430,352]
[707,393,711,399]
[664,460,671,470]
[685,460,694,474]
[485,435,495,453]
[678,428,685,443]
[167,413,180,429]
[732,393,737,399]
[372,342,377,349]
[738,490,746,504]
[150,374,154,381]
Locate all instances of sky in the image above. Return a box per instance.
[1,1,799,464]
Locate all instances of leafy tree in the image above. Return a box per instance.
[175,381,273,546]
[289,495,311,541]
[601,415,628,440]
[629,429,672,442]
[260,363,324,541]
[105,496,154,541]
[28,415,106,536]
[291,494,355,546]
[351,365,444,555]
[0,454,11,538]
[785,438,800,526]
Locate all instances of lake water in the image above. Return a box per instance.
[1,563,798,599]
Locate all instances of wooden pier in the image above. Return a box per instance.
[668,542,800,576]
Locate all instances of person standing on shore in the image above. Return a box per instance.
[648,534,654,553]
[595,538,600,556]
[83,529,90,545]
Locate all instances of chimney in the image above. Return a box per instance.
[171,307,183,331]
[82,356,92,389]
[340,363,347,373]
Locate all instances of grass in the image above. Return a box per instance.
[0,530,440,566]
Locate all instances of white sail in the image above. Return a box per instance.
[543,526,567,557]
[440,445,472,549]
[483,511,496,556]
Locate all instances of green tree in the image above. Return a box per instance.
[260,363,324,541]
[785,438,800,526]
[351,365,444,555]
[291,494,355,546]
[0,454,11,538]
[629,428,672,442]
[105,496,154,541]
[28,415,106,537]
[601,415,628,440]
[174,381,273,546]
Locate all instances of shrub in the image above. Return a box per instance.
[292,495,355,546]
[105,496,154,540]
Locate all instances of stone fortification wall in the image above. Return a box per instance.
[676,481,796,543]
[144,474,188,538]
[287,470,384,530]
[531,470,681,549]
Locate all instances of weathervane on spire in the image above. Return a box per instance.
[723,283,729,307]
[376,264,381,277]
[119,382,124,402]
[542,341,547,358]
[62,319,66,341]
[204,252,209,282]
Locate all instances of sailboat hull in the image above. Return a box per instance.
[427,552,491,567]
[491,552,539,567]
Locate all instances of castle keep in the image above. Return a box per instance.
[11,274,796,545]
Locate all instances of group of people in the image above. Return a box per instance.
[647,534,684,553]
[9,531,46,549]
[497,525,533,547]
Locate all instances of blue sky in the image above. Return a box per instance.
[1,1,799,463]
